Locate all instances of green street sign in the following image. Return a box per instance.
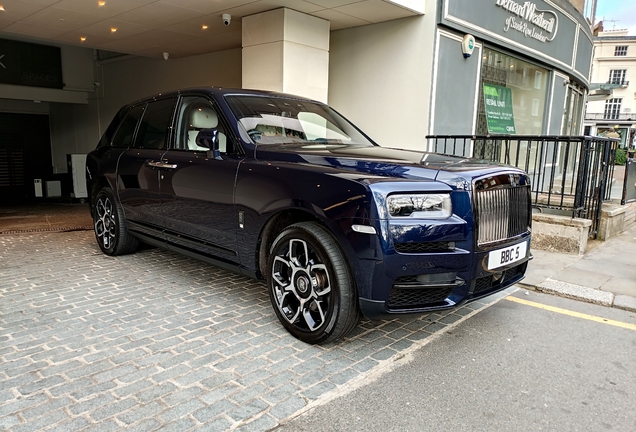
[483,83,516,134]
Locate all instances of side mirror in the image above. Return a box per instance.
[196,129,222,160]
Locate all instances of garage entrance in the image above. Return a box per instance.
[0,112,53,203]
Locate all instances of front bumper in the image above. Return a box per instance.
[356,237,532,320]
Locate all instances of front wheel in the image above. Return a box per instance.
[93,187,138,256]
[267,222,361,344]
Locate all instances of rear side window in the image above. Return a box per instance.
[133,98,177,149]
[97,107,127,148]
[111,105,144,148]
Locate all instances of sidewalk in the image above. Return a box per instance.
[520,223,636,313]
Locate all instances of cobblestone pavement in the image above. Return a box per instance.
[0,231,505,431]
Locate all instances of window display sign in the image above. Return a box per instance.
[483,83,516,134]
[0,39,63,89]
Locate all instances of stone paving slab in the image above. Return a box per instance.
[0,231,503,432]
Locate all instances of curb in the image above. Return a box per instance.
[519,279,636,313]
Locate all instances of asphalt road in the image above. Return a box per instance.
[274,291,636,432]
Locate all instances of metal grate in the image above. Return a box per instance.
[387,286,454,309]
[394,275,419,284]
[0,149,25,187]
[475,185,530,246]
[394,242,452,254]
[473,265,523,295]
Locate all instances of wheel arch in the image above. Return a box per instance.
[88,177,112,218]
[256,208,358,285]
[257,208,319,279]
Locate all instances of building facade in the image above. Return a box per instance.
[584,30,636,149]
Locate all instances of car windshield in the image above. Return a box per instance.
[226,95,376,146]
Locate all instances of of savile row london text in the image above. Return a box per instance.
[496,0,559,43]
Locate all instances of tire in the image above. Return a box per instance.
[93,187,139,256]
[267,222,361,344]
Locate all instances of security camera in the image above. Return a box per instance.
[222,14,231,26]
[93,81,101,87]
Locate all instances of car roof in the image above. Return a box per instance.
[127,86,322,107]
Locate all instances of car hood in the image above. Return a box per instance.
[255,143,520,189]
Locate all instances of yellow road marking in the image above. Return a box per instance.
[506,296,636,331]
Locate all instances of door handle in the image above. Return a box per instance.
[145,160,177,170]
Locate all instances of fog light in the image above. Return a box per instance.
[416,272,457,284]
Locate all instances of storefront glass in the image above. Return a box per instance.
[477,48,549,135]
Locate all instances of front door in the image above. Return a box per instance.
[159,95,242,264]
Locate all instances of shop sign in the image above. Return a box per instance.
[483,83,516,134]
[496,0,559,43]
[0,39,63,89]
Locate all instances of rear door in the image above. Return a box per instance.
[159,94,243,264]
[117,97,178,239]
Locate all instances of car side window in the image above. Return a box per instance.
[111,105,144,148]
[176,96,230,154]
[133,98,177,149]
[98,107,127,148]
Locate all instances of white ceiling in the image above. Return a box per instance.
[0,0,424,59]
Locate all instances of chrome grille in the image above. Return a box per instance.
[475,185,530,246]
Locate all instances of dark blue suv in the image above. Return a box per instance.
[86,87,532,344]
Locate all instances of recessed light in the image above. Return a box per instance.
[110,27,117,32]
[202,25,208,30]
[98,1,106,6]
[80,37,86,41]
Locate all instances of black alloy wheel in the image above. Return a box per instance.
[93,187,138,256]
[267,222,360,344]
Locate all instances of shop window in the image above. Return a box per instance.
[608,69,627,85]
[604,98,622,120]
[477,48,548,136]
[614,45,628,56]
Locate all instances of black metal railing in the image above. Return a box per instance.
[607,80,629,86]
[584,112,636,120]
[427,135,619,238]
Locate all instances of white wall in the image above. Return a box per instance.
[97,48,242,129]
[328,13,437,150]
[49,102,101,173]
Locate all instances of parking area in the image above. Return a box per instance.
[0,230,507,431]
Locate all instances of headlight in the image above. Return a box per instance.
[386,193,452,219]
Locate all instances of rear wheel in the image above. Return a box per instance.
[93,187,138,256]
[267,222,361,344]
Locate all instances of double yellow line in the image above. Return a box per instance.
[506,296,636,331]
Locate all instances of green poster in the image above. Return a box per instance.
[483,84,516,134]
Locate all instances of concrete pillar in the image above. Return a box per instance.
[242,8,330,103]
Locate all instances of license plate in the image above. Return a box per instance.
[487,241,528,270]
